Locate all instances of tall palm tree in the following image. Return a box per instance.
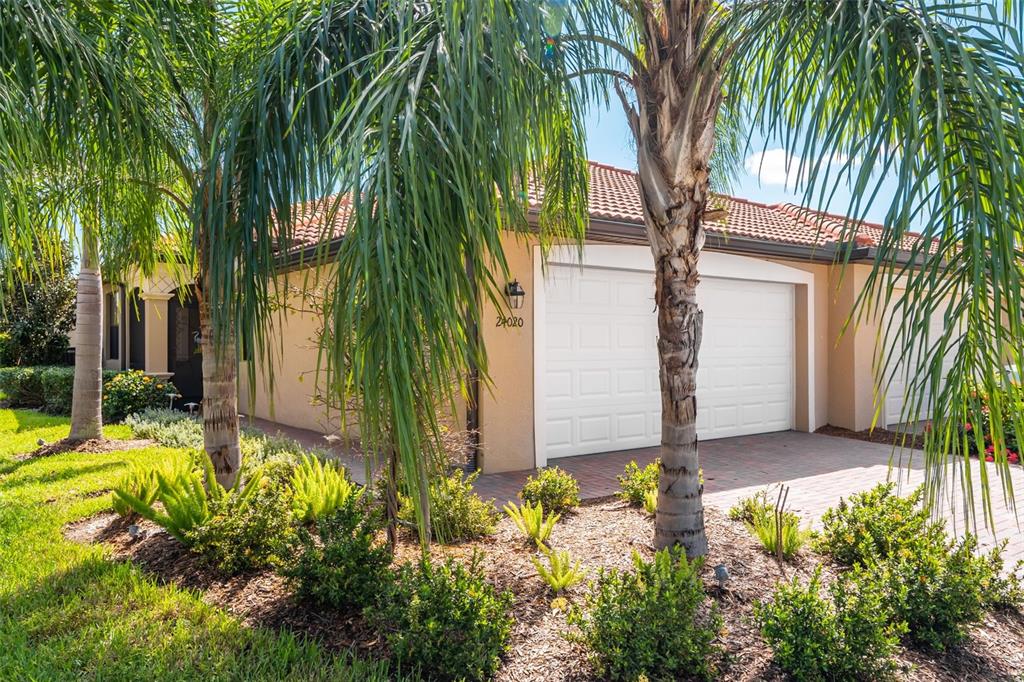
[2,0,586,511]
[1,7,168,443]
[314,0,1024,556]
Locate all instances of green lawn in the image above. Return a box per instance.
[0,409,395,681]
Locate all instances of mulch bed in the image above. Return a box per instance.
[816,423,926,450]
[21,437,155,460]
[65,500,1024,681]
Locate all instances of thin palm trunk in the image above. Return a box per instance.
[649,192,709,557]
[69,224,103,441]
[198,284,241,488]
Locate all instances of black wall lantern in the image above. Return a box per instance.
[505,279,526,309]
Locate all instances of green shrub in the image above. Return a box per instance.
[755,566,904,681]
[0,366,46,407]
[815,482,1023,649]
[400,471,498,542]
[285,495,392,610]
[519,466,580,514]
[240,429,307,463]
[0,241,76,365]
[0,332,12,367]
[187,472,295,574]
[882,532,1013,650]
[504,500,559,545]
[289,453,358,524]
[616,459,659,506]
[103,370,178,423]
[569,549,722,681]
[728,489,772,523]
[127,410,307,475]
[371,554,514,682]
[532,544,585,593]
[815,483,929,566]
[746,509,809,561]
[38,366,75,414]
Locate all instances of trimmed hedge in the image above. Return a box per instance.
[0,365,173,421]
[0,332,12,367]
[0,366,47,407]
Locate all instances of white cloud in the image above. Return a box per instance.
[744,148,851,188]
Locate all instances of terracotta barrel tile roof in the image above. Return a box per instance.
[570,161,919,250]
[282,161,921,254]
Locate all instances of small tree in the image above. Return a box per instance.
[0,240,75,366]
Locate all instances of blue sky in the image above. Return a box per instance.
[584,103,901,225]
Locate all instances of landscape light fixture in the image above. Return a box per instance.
[505,279,526,309]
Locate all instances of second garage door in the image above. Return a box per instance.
[543,263,795,459]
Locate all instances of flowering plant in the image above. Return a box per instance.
[955,383,1021,465]
[103,370,178,423]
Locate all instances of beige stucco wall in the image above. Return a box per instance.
[476,231,538,473]
[112,239,895,469]
[238,266,347,435]
[237,266,467,443]
[825,263,882,431]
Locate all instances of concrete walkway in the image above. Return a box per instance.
[248,418,1024,567]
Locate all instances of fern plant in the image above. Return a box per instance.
[532,544,585,593]
[504,500,559,545]
[113,455,261,544]
[112,466,161,517]
[746,510,809,562]
[289,453,358,524]
[643,488,658,516]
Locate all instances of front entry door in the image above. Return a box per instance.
[168,291,203,405]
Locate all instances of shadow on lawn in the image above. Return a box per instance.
[0,461,124,491]
[11,409,71,434]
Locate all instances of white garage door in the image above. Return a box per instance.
[882,301,957,426]
[542,263,795,459]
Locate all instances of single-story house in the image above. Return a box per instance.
[98,161,944,473]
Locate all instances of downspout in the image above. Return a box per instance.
[464,255,481,472]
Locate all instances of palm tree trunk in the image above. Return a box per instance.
[617,4,722,558]
[69,225,103,441]
[651,207,708,557]
[198,285,241,488]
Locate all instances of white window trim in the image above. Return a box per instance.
[532,245,817,468]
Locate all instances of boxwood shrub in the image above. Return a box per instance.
[570,549,722,681]
[370,554,514,682]
[519,466,581,514]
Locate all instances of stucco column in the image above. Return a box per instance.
[141,293,173,376]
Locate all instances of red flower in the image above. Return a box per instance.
[986,455,995,462]
[986,444,995,455]
[1009,452,1020,465]
[964,422,974,432]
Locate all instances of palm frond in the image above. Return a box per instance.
[722,0,1024,528]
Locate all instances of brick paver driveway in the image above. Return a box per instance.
[474,431,1024,567]
[249,417,1024,567]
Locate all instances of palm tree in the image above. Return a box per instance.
[6,0,1022,555]
[2,3,181,444]
[316,0,1024,556]
[2,0,586,509]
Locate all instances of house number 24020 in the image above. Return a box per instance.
[496,314,524,328]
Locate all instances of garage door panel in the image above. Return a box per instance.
[544,264,794,458]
